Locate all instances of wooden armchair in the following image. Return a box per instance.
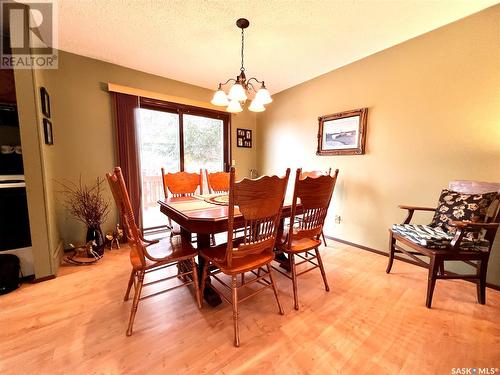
[387,180,500,308]
[106,167,201,336]
[205,170,230,193]
[199,167,290,347]
[275,168,339,310]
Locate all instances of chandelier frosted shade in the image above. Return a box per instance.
[211,18,272,113]
[211,89,229,106]
[255,87,272,105]
[228,84,247,102]
[226,99,243,113]
[248,99,265,112]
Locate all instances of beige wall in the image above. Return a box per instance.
[39,51,257,247]
[257,6,500,285]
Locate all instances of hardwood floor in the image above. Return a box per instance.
[1,242,499,374]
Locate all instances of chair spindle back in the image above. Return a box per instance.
[225,167,290,267]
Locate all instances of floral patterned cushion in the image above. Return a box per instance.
[392,224,490,251]
[429,189,497,236]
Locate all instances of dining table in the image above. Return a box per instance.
[158,194,295,306]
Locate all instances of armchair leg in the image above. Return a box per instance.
[290,254,299,310]
[231,276,240,347]
[124,270,135,301]
[126,271,144,336]
[426,256,439,308]
[386,231,396,274]
[315,248,330,292]
[477,257,488,305]
[439,260,445,276]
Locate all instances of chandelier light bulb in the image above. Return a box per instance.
[211,89,229,106]
[226,99,243,113]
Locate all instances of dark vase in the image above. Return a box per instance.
[85,226,105,258]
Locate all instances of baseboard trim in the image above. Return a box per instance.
[325,235,500,291]
[32,275,56,283]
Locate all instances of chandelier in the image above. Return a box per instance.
[211,18,272,113]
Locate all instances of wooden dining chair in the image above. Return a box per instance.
[275,168,339,310]
[161,168,203,236]
[205,170,230,193]
[297,168,332,246]
[106,167,201,336]
[199,166,290,347]
[387,180,500,308]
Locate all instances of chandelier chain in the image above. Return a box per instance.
[240,28,245,73]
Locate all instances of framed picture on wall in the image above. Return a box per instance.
[237,128,252,148]
[43,118,53,145]
[40,87,51,118]
[317,108,367,155]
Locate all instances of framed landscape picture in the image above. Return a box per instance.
[317,108,367,155]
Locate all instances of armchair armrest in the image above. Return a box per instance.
[398,205,436,212]
[449,220,499,230]
[141,236,159,247]
[449,221,499,249]
[398,205,436,224]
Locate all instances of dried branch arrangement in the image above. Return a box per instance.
[58,176,110,228]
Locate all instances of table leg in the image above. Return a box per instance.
[197,233,223,307]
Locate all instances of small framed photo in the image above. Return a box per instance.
[317,108,367,155]
[43,118,53,145]
[236,128,252,148]
[40,87,51,118]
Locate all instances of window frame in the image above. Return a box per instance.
[139,97,231,172]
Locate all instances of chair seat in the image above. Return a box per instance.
[391,224,490,252]
[139,236,198,270]
[277,228,322,253]
[199,244,274,275]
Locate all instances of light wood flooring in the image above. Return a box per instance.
[1,242,499,374]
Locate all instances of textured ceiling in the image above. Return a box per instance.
[57,0,498,94]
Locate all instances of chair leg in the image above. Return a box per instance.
[266,264,284,315]
[426,256,439,308]
[386,231,396,274]
[199,260,209,308]
[290,254,299,310]
[124,270,135,301]
[191,258,202,309]
[126,271,144,336]
[321,230,327,246]
[439,260,445,276]
[477,257,488,305]
[315,248,330,292]
[231,276,240,347]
